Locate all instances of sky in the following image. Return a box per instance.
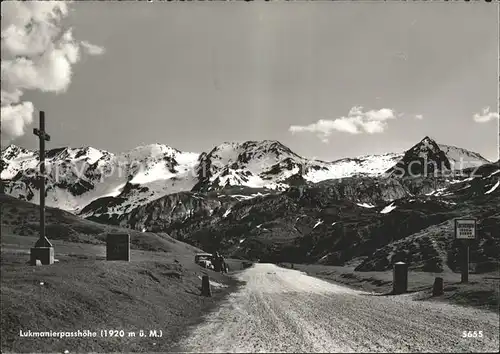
[1,1,499,162]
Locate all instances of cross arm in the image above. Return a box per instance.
[33,128,51,141]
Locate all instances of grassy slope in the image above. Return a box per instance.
[0,194,249,352]
[1,252,245,353]
[279,262,500,312]
[0,193,203,255]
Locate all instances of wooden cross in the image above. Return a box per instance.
[33,111,53,248]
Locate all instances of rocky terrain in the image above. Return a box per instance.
[105,167,498,272]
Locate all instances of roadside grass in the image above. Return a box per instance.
[278,263,499,312]
[1,194,250,353]
[1,248,245,353]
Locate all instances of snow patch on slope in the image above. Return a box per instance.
[488,170,500,178]
[313,220,324,229]
[485,180,500,194]
[357,203,375,208]
[380,203,397,214]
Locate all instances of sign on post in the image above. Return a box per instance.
[106,233,130,261]
[454,218,477,283]
[454,219,477,240]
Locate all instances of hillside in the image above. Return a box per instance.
[0,193,202,255]
[82,162,499,272]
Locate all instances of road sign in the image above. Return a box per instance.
[454,218,477,283]
[454,219,477,240]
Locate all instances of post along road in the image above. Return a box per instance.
[176,264,499,353]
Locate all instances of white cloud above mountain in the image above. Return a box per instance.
[289,106,397,143]
[473,107,499,123]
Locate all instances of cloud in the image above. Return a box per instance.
[473,107,499,123]
[81,41,105,56]
[1,1,105,143]
[415,114,423,120]
[0,101,34,138]
[289,106,397,143]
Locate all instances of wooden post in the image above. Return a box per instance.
[291,263,294,269]
[461,242,469,283]
[454,219,476,284]
[432,277,444,296]
[201,275,211,297]
[30,111,54,266]
[33,111,53,249]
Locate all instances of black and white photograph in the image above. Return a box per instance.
[1,0,499,353]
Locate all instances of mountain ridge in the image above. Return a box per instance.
[1,137,492,172]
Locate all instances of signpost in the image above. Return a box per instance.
[30,111,55,265]
[454,218,477,283]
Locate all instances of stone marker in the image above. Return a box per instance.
[213,258,221,273]
[432,277,444,296]
[106,233,130,261]
[201,275,211,297]
[291,263,294,269]
[31,248,53,266]
[393,261,408,295]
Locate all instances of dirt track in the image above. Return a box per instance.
[176,264,499,353]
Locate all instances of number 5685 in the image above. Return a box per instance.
[462,331,483,338]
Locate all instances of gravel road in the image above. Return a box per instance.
[176,264,499,353]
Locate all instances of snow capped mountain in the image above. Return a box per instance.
[1,137,492,217]
[1,143,199,213]
[193,140,402,192]
[193,140,300,191]
[1,145,39,180]
[385,136,474,178]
